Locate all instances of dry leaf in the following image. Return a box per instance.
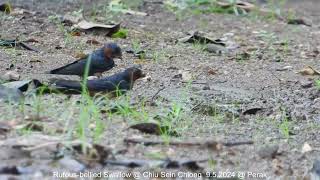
[2,79,43,92]
[62,13,83,25]
[70,31,81,36]
[129,122,178,136]
[298,66,320,76]
[73,20,120,36]
[86,39,101,45]
[178,31,217,44]
[0,84,23,103]
[287,18,311,27]
[73,52,87,59]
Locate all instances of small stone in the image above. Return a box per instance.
[301,142,312,154]
[142,75,152,82]
[58,157,85,172]
[301,81,313,88]
[1,71,20,81]
[181,70,193,81]
[257,145,279,159]
[202,85,210,90]
[276,66,292,71]
[206,44,227,54]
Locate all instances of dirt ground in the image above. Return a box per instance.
[0,0,320,179]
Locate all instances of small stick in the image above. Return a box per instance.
[181,81,208,85]
[150,87,165,102]
[190,101,204,112]
[124,138,253,147]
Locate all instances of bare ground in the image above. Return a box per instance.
[0,0,320,179]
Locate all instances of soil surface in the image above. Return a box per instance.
[0,0,320,179]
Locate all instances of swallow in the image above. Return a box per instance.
[48,43,122,77]
[50,67,145,96]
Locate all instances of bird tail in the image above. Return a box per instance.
[45,68,61,74]
[49,78,83,94]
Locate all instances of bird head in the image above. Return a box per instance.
[103,43,122,60]
[125,67,145,82]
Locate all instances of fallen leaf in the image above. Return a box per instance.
[0,84,23,103]
[73,20,120,36]
[24,38,39,43]
[86,39,101,45]
[72,143,112,165]
[70,31,81,36]
[301,142,312,154]
[2,79,43,92]
[62,13,83,25]
[129,122,178,136]
[298,66,320,76]
[0,39,39,52]
[179,31,239,51]
[74,52,88,59]
[178,31,217,44]
[287,18,311,27]
[242,107,264,115]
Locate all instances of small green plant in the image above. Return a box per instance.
[111,28,128,38]
[191,39,207,52]
[131,40,143,54]
[75,55,106,148]
[315,80,320,89]
[108,0,143,12]
[279,112,291,139]
[165,0,247,18]
[48,15,74,45]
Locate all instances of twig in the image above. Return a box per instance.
[124,138,253,147]
[22,140,83,151]
[181,81,208,85]
[190,101,204,112]
[268,70,282,83]
[150,87,165,103]
[19,42,40,52]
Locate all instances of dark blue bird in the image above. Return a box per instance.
[48,43,122,77]
[50,67,145,96]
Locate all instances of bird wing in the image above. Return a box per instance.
[49,57,87,76]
